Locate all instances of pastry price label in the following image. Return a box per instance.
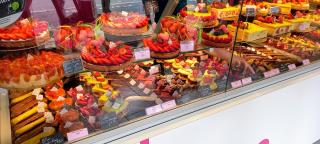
[264,71,272,78]
[145,104,162,115]
[161,100,176,111]
[231,80,242,89]
[303,59,310,65]
[149,65,160,75]
[299,23,309,31]
[270,6,280,14]
[288,64,297,70]
[271,68,280,76]
[67,128,89,142]
[180,40,194,52]
[246,5,256,17]
[63,58,84,76]
[241,77,252,85]
[134,48,150,61]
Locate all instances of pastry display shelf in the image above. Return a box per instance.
[68,57,320,144]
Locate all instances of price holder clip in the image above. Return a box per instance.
[134,47,151,61]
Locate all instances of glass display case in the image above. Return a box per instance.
[0,0,320,143]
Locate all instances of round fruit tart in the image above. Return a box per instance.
[179,3,218,28]
[81,40,134,71]
[0,19,50,48]
[202,25,233,48]
[100,11,149,36]
[0,51,64,90]
[143,32,180,59]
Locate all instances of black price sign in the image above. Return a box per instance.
[99,112,119,129]
[0,0,25,28]
[63,58,84,76]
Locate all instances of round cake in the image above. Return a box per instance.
[143,33,180,59]
[201,25,233,48]
[0,51,64,90]
[81,40,134,71]
[179,3,218,28]
[0,19,50,48]
[100,12,148,36]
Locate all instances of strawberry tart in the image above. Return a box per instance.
[0,19,50,48]
[81,40,134,71]
[253,15,292,36]
[100,11,149,36]
[201,25,234,48]
[0,51,64,90]
[179,3,218,28]
[143,32,180,59]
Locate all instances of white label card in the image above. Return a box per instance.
[303,59,310,65]
[134,48,151,61]
[67,128,89,142]
[180,40,194,52]
[241,77,252,85]
[288,64,297,70]
[231,80,242,88]
[145,104,163,115]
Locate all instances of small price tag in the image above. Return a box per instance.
[149,65,160,75]
[88,116,96,124]
[241,77,252,85]
[271,68,280,76]
[138,83,145,89]
[145,104,162,115]
[32,88,42,96]
[134,48,150,61]
[246,5,256,16]
[161,100,176,111]
[67,128,89,142]
[129,79,137,86]
[36,94,43,101]
[63,58,84,76]
[288,64,297,70]
[180,40,194,52]
[75,85,84,92]
[231,80,242,88]
[270,6,280,14]
[264,71,272,78]
[143,88,151,94]
[299,22,309,31]
[303,59,310,65]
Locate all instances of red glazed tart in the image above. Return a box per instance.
[143,33,180,59]
[81,41,134,71]
[202,25,233,48]
[0,51,64,90]
[100,12,148,36]
[0,19,50,48]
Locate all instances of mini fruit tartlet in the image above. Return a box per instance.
[179,3,218,28]
[0,51,64,90]
[201,25,233,48]
[143,32,180,59]
[100,11,149,36]
[0,19,50,48]
[81,40,134,71]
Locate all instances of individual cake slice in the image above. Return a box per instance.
[253,15,292,36]
[201,25,234,48]
[100,12,149,36]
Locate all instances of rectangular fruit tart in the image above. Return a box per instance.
[286,11,311,32]
[253,15,292,36]
[211,2,239,19]
[228,21,268,42]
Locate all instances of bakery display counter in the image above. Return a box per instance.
[0,0,320,144]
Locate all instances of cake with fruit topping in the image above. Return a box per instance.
[143,32,180,59]
[286,11,310,32]
[211,2,239,19]
[0,19,50,48]
[289,0,309,10]
[179,3,218,28]
[100,11,148,36]
[81,40,134,71]
[253,15,292,36]
[201,25,233,48]
[228,21,268,42]
[0,51,64,90]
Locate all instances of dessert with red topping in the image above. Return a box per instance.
[81,40,134,71]
[179,3,218,28]
[201,25,233,48]
[0,19,50,48]
[100,12,148,36]
[0,51,64,90]
[253,15,292,36]
[143,32,180,59]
